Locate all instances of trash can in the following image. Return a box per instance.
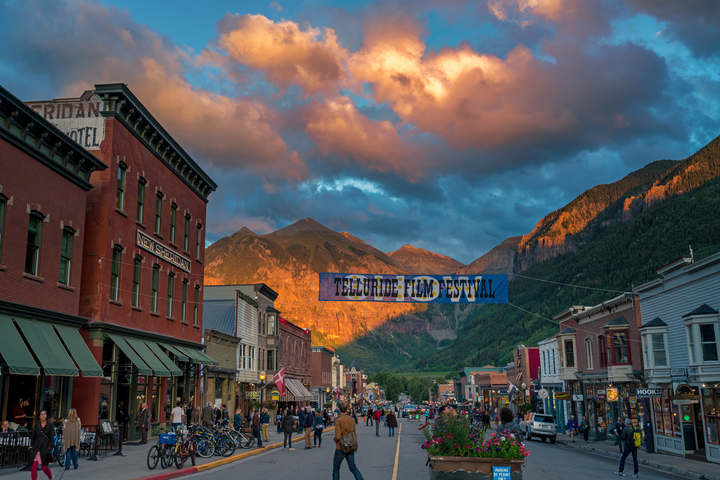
[644,421,654,454]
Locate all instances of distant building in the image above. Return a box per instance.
[279,317,312,407]
[457,366,504,402]
[438,383,455,401]
[311,345,335,406]
[538,335,563,430]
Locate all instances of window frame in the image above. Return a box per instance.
[25,210,44,276]
[181,280,188,322]
[196,223,202,259]
[154,193,163,235]
[151,264,160,312]
[132,255,142,307]
[136,177,146,223]
[116,162,127,211]
[585,338,593,370]
[0,194,6,262]
[651,333,669,367]
[167,273,175,318]
[699,324,719,363]
[193,285,199,325]
[599,334,608,368]
[685,314,720,366]
[564,339,575,368]
[611,329,631,365]
[109,245,122,301]
[184,214,190,252]
[59,227,75,285]
[169,203,177,244]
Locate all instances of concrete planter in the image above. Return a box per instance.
[428,454,523,480]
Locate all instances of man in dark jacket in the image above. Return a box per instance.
[201,402,215,427]
[137,403,149,444]
[251,408,262,448]
[616,419,638,477]
[304,408,314,449]
[614,417,625,453]
[298,407,306,434]
[282,409,296,450]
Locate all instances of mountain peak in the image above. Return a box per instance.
[272,218,331,237]
[235,226,256,236]
[340,231,367,245]
[387,244,464,275]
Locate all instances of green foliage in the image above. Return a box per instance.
[417,172,720,371]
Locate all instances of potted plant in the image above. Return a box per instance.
[422,414,529,479]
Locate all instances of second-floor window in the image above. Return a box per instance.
[651,334,668,366]
[184,214,190,252]
[154,193,163,234]
[151,265,159,312]
[599,335,608,368]
[169,204,177,244]
[116,162,127,210]
[700,324,719,362]
[196,223,202,259]
[585,338,593,369]
[181,280,188,322]
[193,285,199,325]
[136,178,146,223]
[564,340,575,367]
[132,255,142,307]
[612,331,630,364]
[167,273,174,317]
[59,227,74,285]
[25,211,44,276]
[110,245,122,301]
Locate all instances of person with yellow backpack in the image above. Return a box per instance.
[615,418,640,477]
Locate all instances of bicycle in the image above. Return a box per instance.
[147,430,177,470]
[51,432,65,468]
[173,432,196,469]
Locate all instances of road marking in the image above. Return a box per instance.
[391,423,402,480]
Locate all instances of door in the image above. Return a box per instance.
[694,403,705,450]
[681,404,697,451]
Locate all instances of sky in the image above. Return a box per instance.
[1,0,719,264]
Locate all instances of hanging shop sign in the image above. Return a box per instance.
[555,392,570,400]
[245,391,260,400]
[596,389,606,401]
[572,395,584,402]
[136,229,191,273]
[270,389,280,401]
[636,388,662,398]
[673,384,700,401]
[318,273,508,304]
[628,396,637,407]
[606,388,619,402]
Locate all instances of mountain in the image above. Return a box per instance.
[387,244,464,275]
[456,236,521,275]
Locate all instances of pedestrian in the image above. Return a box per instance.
[333,401,363,480]
[323,408,330,427]
[282,409,296,450]
[616,419,639,477]
[614,417,625,453]
[221,404,230,423]
[117,401,130,440]
[496,407,523,438]
[581,416,589,442]
[386,410,398,437]
[367,406,373,426]
[233,407,244,431]
[13,398,29,425]
[276,411,283,433]
[251,408,263,448]
[28,410,54,480]
[201,402,214,427]
[191,406,200,425]
[170,402,185,430]
[304,407,314,449]
[62,408,81,471]
[137,402,149,444]
[185,403,194,427]
[261,408,270,442]
[214,404,222,423]
[374,409,381,436]
[351,409,358,424]
[566,415,579,443]
[313,410,324,447]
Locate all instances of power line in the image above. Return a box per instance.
[512,273,628,294]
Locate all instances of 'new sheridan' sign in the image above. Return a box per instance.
[136,230,191,273]
[318,273,508,304]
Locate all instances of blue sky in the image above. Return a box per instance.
[1,0,719,264]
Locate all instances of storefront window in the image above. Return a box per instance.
[42,376,64,422]
[703,388,720,445]
[653,390,681,437]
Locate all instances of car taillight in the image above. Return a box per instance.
[529,422,534,426]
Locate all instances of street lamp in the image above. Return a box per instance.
[258,370,267,409]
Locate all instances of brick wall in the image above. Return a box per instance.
[310,348,333,388]
[279,318,312,384]
[78,118,207,343]
[0,141,88,315]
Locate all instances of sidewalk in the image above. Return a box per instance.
[0,426,333,480]
[554,433,720,480]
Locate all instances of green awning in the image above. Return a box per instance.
[175,346,219,366]
[14,317,78,376]
[123,337,170,377]
[108,334,153,376]
[53,324,103,377]
[0,315,39,375]
[145,342,183,376]
[159,343,190,362]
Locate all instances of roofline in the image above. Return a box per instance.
[656,257,692,276]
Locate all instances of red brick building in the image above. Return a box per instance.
[278,317,312,407]
[0,84,107,426]
[27,84,218,437]
[311,345,335,405]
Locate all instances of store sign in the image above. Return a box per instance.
[270,389,280,401]
[673,384,700,401]
[136,229,191,273]
[628,396,637,407]
[555,392,570,400]
[538,388,548,400]
[318,273,508,304]
[245,391,260,399]
[607,388,619,401]
[572,395,583,402]
[636,388,662,398]
[597,389,606,401]
[27,95,106,149]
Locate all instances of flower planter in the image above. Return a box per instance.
[428,455,523,480]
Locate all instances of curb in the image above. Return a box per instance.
[558,441,720,480]
[131,427,336,480]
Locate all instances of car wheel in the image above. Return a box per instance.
[541,436,547,442]
[549,436,556,444]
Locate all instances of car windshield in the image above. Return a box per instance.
[534,415,554,423]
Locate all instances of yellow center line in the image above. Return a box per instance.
[391,423,402,480]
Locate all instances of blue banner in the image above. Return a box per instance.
[318,273,508,304]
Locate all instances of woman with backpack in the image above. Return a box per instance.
[615,419,639,477]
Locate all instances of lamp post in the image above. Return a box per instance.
[258,370,267,409]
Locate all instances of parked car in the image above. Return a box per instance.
[523,413,557,443]
[402,405,416,418]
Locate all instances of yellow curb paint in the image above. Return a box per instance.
[391,423,402,480]
[195,427,336,473]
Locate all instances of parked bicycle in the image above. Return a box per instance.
[147,429,177,470]
[173,431,196,469]
[51,430,65,468]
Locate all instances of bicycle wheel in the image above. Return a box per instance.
[174,449,185,469]
[147,445,160,470]
[245,434,255,448]
[195,439,214,458]
[229,431,242,448]
[56,445,65,467]
[190,445,196,466]
[161,446,174,469]
[219,437,235,457]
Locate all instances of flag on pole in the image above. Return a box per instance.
[274,367,286,397]
[508,382,517,400]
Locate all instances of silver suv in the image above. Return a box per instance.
[523,413,557,443]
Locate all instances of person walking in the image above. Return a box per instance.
[62,408,81,471]
[170,402,185,430]
[137,403,149,444]
[185,403,194,427]
[374,409,381,436]
[496,407,523,437]
[304,407,314,449]
[614,417,625,453]
[201,402,214,427]
[386,409,398,437]
[117,402,129,440]
[566,415,579,443]
[251,408,263,448]
[366,407,373,426]
[580,416,590,442]
[313,409,324,447]
[261,408,270,442]
[333,401,364,480]
[276,411,283,433]
[233,407,244,431]
[616,419,639,477]
[221,404,230,423]
[298,407,306,434]
[282,409,296,450]
[28,410,54,480]
[191,406,200,425]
